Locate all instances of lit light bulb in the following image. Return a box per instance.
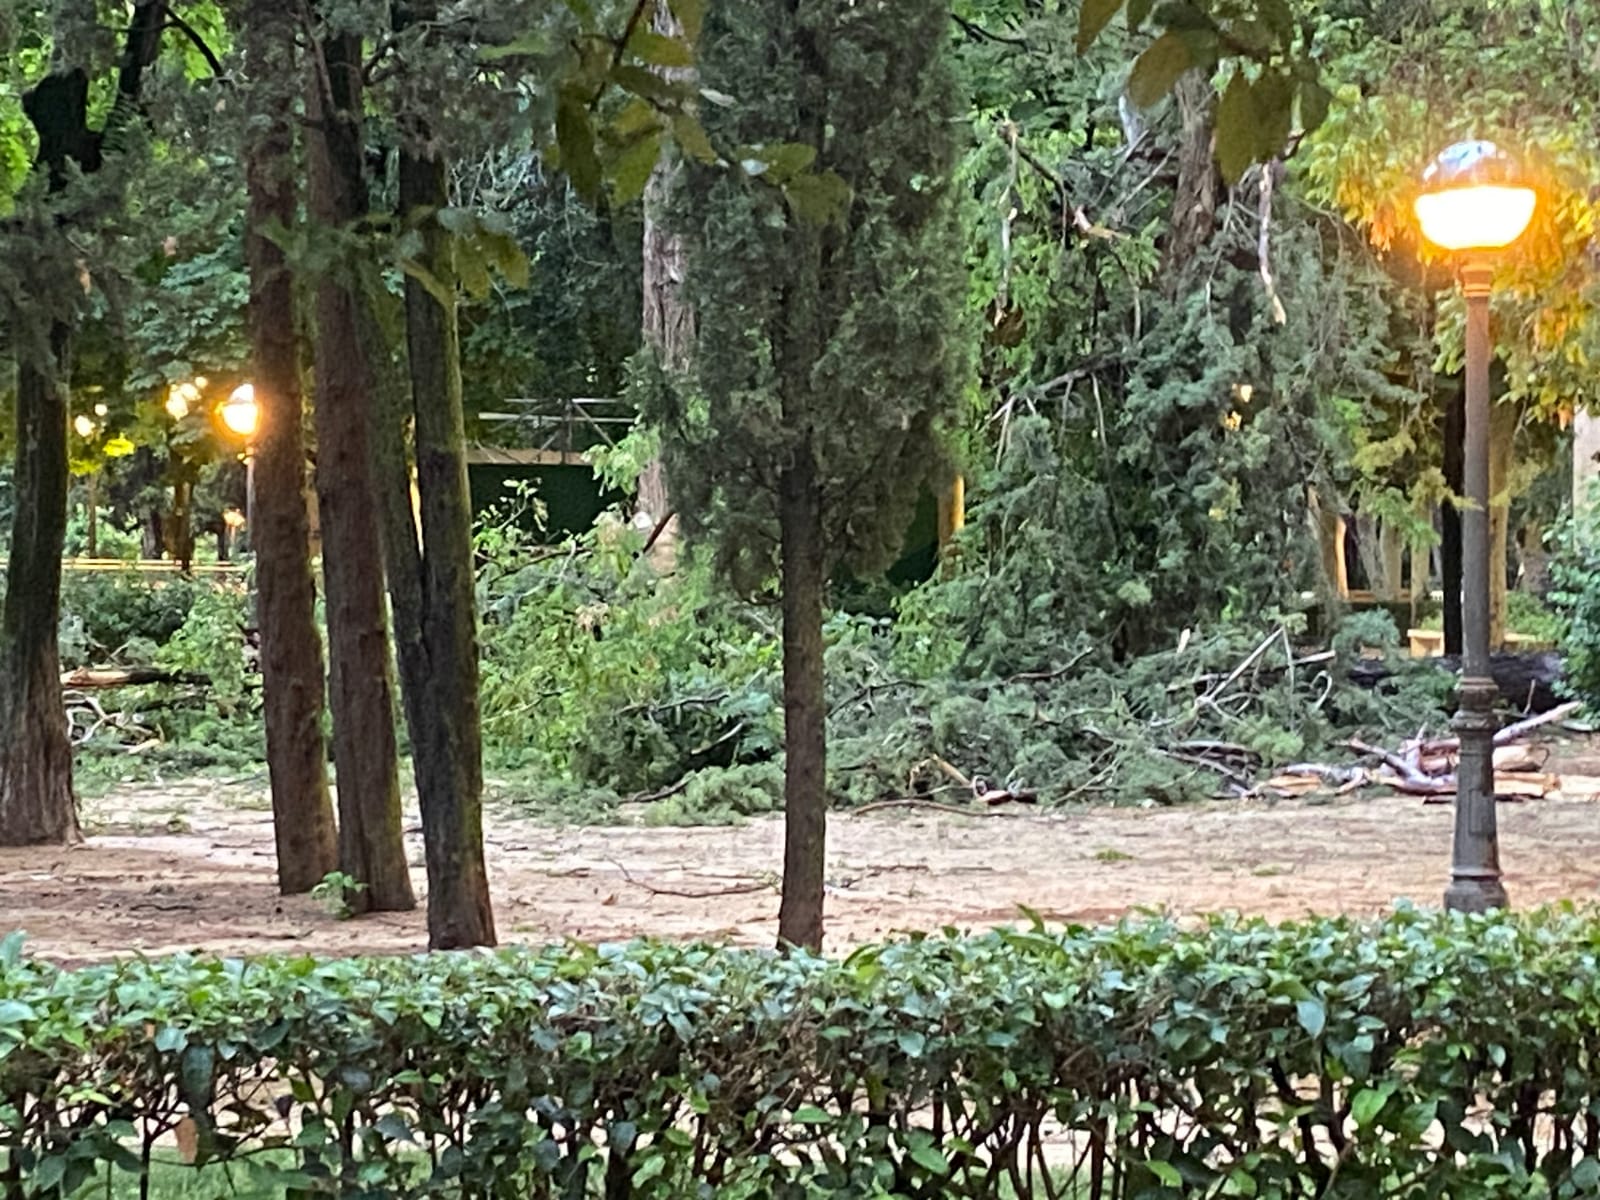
[73,415,95,438]
[92,403,108,417]
[219,383,259,439]
[223,508,247,530]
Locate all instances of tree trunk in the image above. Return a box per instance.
[1442,381,1464,655]
[0,338,78,845]
[1488,398,1517,650]
[776,451,827,952]
[636,3,695,565]
[306,31,414,914]
[391,3,496,947]
[243,0,339,894]
[1378,519,1405,602]
[1519,520,1550,598]
[1161,72,1219,283]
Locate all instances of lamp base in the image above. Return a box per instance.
[1443,874,1508,913]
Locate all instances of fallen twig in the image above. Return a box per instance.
[850,798,1026,818]
[606,859,775,899]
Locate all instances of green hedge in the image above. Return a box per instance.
[3,906,1600,1198]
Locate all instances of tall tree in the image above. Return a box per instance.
[386,0,496,949]
[655,0,969,950]
[241,0,340,893]
[0,2,170,845]
[303,22,415,914]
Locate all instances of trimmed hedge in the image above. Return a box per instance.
[3,906,1600,1197]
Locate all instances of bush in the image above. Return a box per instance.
[57,572,213,668]
[5,906,1600,1198]
[1550,501,1600,705]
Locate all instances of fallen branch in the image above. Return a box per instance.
[61,666,207,689]
[850,798,1025,818]
[1413,701,1583,756]
[606,859,775,899]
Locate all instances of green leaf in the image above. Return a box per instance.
[897,1029,926,1058]
[1127,32,1192,109]
[154,1025,187,1053]
[632,1154,667,1186]
[671,114,717,164]
[0,930,22,967]
[0,1000,33,1025]
[1214,72,1262,184]
[628,29,694,67]
[33,1153,65,1193]
[1148,1159,1182,1187]
[754,142,816,184]
[1127,0,1156,26]
[908,1143,949,1175]
[783,171,852,225]
[556,91,604,199]
[609,132,663,206]
[1298,79,1331,133]
[1077,0,1124,53]
[1295,998,1326,1039]
[1351,1086,1389,1129]
[792,1104,832,1125]
[668,0,705,42]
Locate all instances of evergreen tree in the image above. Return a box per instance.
[653,0,971,950]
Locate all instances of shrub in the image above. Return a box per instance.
[5,907,1600,1197]
[1550,501,1600,705]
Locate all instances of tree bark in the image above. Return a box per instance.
[391,0,496,947]
[1519,520,1550,597]
[636,4,695,561]
[1160,72,1219,283]
[776,451,827,952]
[243,0,339,893]
[0,0,171,844]
[305,30,414,914]
[1442,381,1464,655]
[0,336,78,844]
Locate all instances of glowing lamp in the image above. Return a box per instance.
[222,508,247,530]
[73,415,95,439]
[1413,140,1535,252]
[219,384,259,440]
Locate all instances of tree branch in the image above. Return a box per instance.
[951,13,1028,46]
[163,10,225,78]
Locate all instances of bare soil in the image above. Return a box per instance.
[7,755,1600,965]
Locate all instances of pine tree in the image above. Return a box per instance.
[653,0,970,950]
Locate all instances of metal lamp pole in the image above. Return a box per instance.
[1443,257,1506,912]
[1413,139,1535,913]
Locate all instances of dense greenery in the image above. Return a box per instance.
[7,906,1600,1197]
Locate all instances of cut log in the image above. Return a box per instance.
[59,667,207,689]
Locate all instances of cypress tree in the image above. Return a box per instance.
[653,0,970,950]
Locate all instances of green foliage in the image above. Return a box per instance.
[474,492,780,792]
[57,572,211,667]
[7,907,1600,1197]
[643,761,783,825]
[653,0,972,591]
[1549,500,1600,707]
[310,871,366,920]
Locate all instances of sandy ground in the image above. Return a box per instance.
[4,757,1600,964]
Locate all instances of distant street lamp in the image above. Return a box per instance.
[166,379,204,422]
[217,383,261,547]
[1413,140,1536,913]
[219,383,260,440]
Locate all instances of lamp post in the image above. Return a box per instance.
[218,383,261,543]
[1413,140,1536,913]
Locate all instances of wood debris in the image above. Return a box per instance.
[1271,700,1586,802]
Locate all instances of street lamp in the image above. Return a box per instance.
[217,384,261,550]
[1413,140,1536,913]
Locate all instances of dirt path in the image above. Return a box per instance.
[4,770,1600,964]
